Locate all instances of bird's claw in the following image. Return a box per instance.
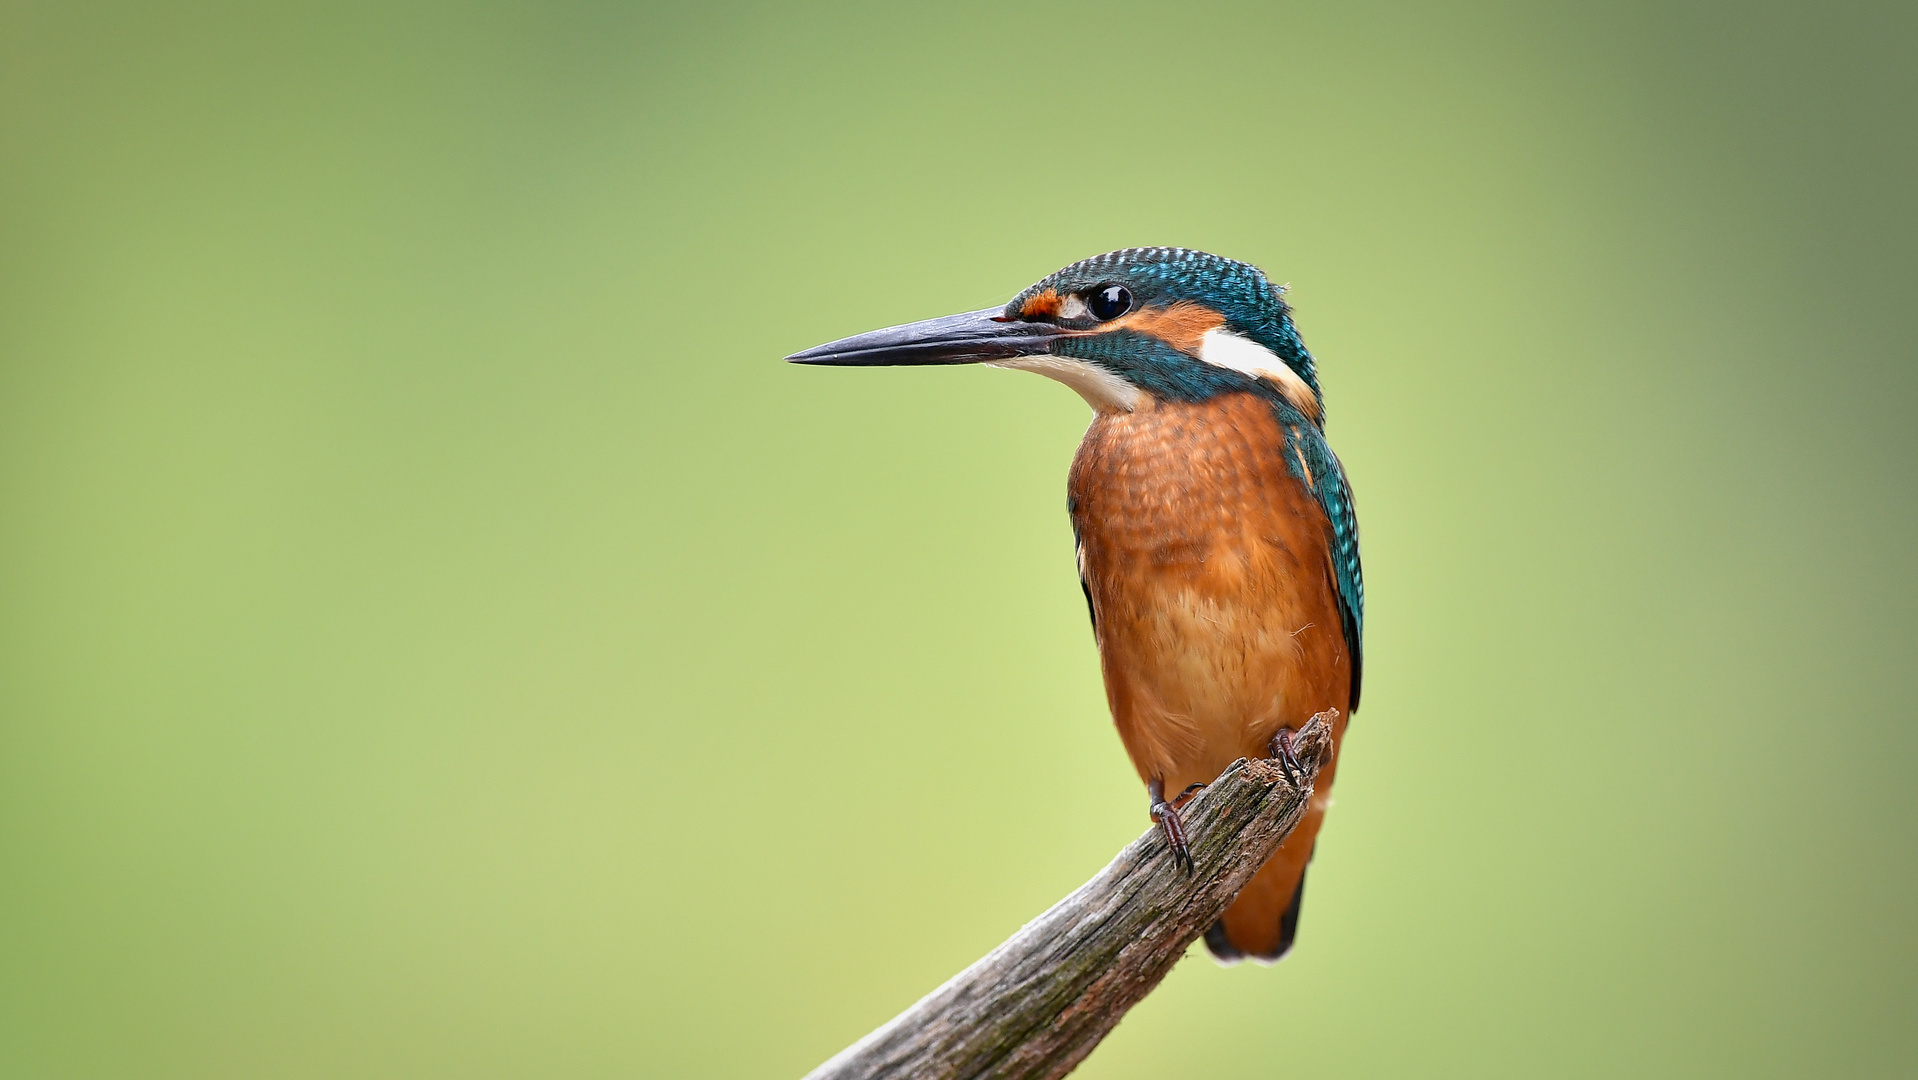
[1269,726,1304,787]
[1150,799,1193,875]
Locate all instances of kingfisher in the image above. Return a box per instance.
[789,248,1362,963]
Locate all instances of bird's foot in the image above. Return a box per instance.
[1268,727,1304,787]
[1172,782,1206,809]
[1151,801,1192,874]
[1148,779,1193,875]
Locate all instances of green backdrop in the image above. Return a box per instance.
[4,2,1913,1077]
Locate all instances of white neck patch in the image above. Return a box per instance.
[987,355,1141,413]
[1197,328,1320,419]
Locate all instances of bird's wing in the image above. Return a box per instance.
[1294,428,1364,711]
[1071,520,1098,638]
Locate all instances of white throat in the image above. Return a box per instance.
[986,355,1141,413]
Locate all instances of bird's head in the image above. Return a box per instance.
[788,247,1323,422]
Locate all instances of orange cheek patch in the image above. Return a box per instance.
[1019,289,1062,319]
[1107,301,1226,354]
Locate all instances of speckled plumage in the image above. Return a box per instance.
[1033,250,1362,961]
[1070,392,1354,960]
[790,247,1365,964]
[1014,247,1324,407]
[1027,249,1362,712]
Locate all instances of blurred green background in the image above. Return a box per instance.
[3,1,1914,1077]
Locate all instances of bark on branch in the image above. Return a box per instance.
[803,711,1338,1080]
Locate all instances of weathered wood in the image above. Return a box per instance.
[804,711,1337,1080]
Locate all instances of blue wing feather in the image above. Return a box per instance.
[1317,446,1364,711]
[1281,409,1365,712]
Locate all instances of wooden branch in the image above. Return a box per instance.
[804,711,1338,1080]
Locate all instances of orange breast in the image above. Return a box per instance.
[1069,392,1353,796]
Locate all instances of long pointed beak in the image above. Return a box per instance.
[786,307,1065,367]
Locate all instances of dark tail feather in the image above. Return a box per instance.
[1202,918,1245,964]
[1202,867,1309,965]
[1271,867,1307,960]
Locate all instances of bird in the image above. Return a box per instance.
[788,247,1362,964]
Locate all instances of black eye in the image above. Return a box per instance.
[1087,284,1132,321]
